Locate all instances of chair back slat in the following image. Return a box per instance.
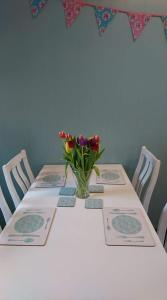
[21,150,34,184]
[16,163,30,190]
[3,166,21,207]
[132,146,160,213]
[2,149,34,208]
[12,167,28,194]
[132,152,145,188]
[142,161,160,213]
[0,186,12,231]
[137,160,153,197]
[135,158,150,194]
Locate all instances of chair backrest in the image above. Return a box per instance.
[157,202,167,251]
[0,186,12,233]
[3,150,34,208]
[132,146,160,213]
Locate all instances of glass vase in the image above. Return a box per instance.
[72,168,92,199]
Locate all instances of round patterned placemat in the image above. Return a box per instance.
[14,214,45,233]
[42,174,61,182]
[102,171,120,181]
[112,215,142,234]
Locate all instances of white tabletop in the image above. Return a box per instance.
[0,164,167,300]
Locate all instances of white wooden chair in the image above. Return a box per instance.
[0,186,12,233]
[157,202,167,252]
[3,150,34,208]
[132,146,160,213]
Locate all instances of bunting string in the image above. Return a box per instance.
[81,1,167,17]
[29,0,167,41]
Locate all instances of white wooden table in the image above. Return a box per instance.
[0,164,167,300]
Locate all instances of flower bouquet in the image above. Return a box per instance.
[59,131,105,198]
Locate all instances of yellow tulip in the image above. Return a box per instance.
[65,142,72,153]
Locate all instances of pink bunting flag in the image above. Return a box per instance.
[128,13,151,40]
[63,0,82,28]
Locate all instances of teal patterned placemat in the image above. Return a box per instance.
[59,187,76,196]
[89,185,104,193]
[14,214,45,233]
[85,198,103,209]
[112,215,142,234]
[42,174,61,182]
[101,171,120,181]
[57,197,76,207]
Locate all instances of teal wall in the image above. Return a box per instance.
[0,0,167,227]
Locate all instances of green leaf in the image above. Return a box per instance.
[93,165,100,176]
[95,148,105,162]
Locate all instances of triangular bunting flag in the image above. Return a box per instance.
[30,0,48,17]
[63,0,82,28]
[128,13,151,40]
[161,16,167,40]
[94,6,116,35]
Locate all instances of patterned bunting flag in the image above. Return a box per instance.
[63,0,82,28]
[30,0,48,17]
[94,6,116,35]
[161,16,167,40]
[128,13,151,40]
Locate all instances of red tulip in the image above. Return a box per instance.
[91,143,99,152]
[59,131,66,138]
[94,135,100,143]
[65,133,72,140]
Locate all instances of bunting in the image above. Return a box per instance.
[30,0,48,17]
[128,14,151,40]
[94,7,116,35]
[63,0,82,28]
[29,0,167,43]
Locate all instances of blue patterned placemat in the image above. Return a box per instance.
[89,185,104,193]
[101,171,120,181]
[57,197,76,207]
[59,187,76,196]
[85,198,103,209]
[43,174,61,182]
[112,215,142,234]
[14,214,45,233]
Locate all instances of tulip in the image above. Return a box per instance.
[88,137,99,152]
[77,135,88,147]
[59,131,66,139]
[65,141,75,153]
[66,133,72,140]
[94,135,100,143]
[91,143,99,152]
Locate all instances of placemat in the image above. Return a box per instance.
[33,171,66,188]
[59,187,76,196]
[89,185,104,193]
[0,208,56,246]
[103,207,155,246]
[57,197,76,207]
[96,169,126,185]
[85,198,103,209]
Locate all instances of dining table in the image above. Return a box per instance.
[0,164,167,300]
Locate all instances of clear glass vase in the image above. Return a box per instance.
[72,168,92,199]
